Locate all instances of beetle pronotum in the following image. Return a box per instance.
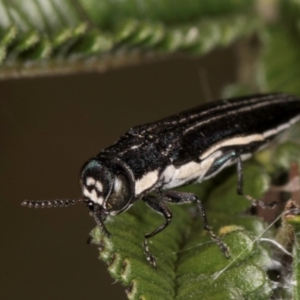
[22,93,300,267]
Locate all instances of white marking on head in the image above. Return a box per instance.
[95,181,103,192]
[83,187,104,205]
[86,177,96,186]
[135,170,159,196]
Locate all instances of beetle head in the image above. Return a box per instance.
[80,158,133,216]
[21,155,134,238]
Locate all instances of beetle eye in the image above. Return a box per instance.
[106,174,131,212]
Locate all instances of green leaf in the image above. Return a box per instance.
[0,0,260,78]
[91,162,274,300]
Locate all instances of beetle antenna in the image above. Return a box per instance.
[21,199,83,209]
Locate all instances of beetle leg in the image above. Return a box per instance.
[142,195,172,268]
[163,191,230,258]
[236,156,277,208]
[93,205,111,237]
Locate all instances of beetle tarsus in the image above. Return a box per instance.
[143,239,157,268]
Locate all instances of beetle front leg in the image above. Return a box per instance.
[162,191,230,258]
[142,194,172,268]
[92,205,111,237]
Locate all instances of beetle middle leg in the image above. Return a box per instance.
[142,191,230,268]
[236,156,278,208]
[163,191,230,257]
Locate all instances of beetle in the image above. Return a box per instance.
[22,93,300,267]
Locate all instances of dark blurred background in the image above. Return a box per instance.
[1,48,236,299]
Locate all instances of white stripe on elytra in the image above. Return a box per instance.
[290,115,300,125]
[130,145,140,150]
[118,142,144,155]
[112,95,298,157]
[199,117,300,161]
[183,98,297,134]
[262,118,300,138]
[262,129,278,138]
[134,110,299,193]
[163,94,285,127]
[140,94,288,133]
[134,117,296,194]
[199,134,264,160]
[277,123,290,132]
